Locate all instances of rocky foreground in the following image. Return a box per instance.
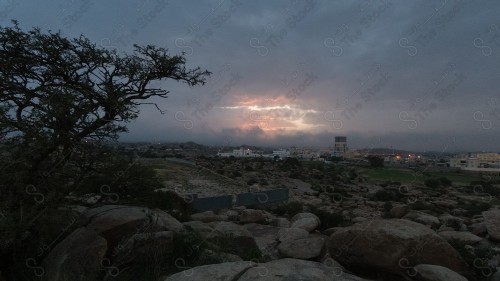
[41,204,500,281]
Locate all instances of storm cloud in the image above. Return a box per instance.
[3,0,500,151]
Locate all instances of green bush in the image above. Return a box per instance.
[470,181,500,196]
[449,240,498,280]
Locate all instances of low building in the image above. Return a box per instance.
[450,157,479,169]
[272,149,290,159]
[217,148,260,158]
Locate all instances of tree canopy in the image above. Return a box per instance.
[0,21,210,186]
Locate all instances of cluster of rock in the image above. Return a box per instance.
[40,204,500,281]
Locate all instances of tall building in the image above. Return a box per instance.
[333,136,348,157]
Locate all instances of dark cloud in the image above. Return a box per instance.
[4,0,500,151]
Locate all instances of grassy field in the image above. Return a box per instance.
[360,167,483,185]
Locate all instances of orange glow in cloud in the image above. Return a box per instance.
[217,94,322,136]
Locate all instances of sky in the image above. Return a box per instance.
[2,0,500,151]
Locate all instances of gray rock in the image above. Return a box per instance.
[239,209,266,224]
[483,210,500,241]
[163,261,256,281]
[209,221,260,259]
[42,227,107,281]
[469,222,488,237]
[438,214,464,228]
[277,227,309,243]
[115,231,174,264]
[82,194,101,205]
[217,209,239,221]
[239,258,371,281]
[201,249,243,262]
[291,217,319,232]
[322,227,343,236]
[352,217,368,223]
[403,210,440,227]
[491,267,500,281]
[83,205,183,253]
[277,236,325,259]
[183,221,214,240]
[414,264,467,281]
[438,231,482,245]
[329,219,472,280]
[270,218,291,228]
[191,211,224,223]
[291,212,320,224]
[244,223,283,260]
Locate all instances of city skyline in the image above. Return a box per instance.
[4,0,500,151]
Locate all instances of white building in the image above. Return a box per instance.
[272,149,290,159]
[217,148,260,158]
[450,157,479,169]
[477,153,500,167]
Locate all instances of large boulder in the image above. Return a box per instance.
[438,231,482,245]
[277,236,325,259]
[238,258,371,281]
[123,231,174,263]
[414,264,467,281]
[291,212,320,224]
[483,210,500,241]
[239,209,265,224]
[183,221,214,240]
[277,227,309,243]
[270,217,291,228]
[403,211,440,227]
[163,258,373,281]
[243,223,283,260]
[191,211,224,222]
[42,227,107,281]
[469,222,488,237]
[208,221,260,259]
[163,261,256,281]
[389,205,411,218]
[82,205,183,256]
[439,214,464,228]
[218,209,239,221]
[291,217,320,232]
[329,219,472,279]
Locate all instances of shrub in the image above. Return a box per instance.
[470,181,500,196]
[449,240,498,280]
